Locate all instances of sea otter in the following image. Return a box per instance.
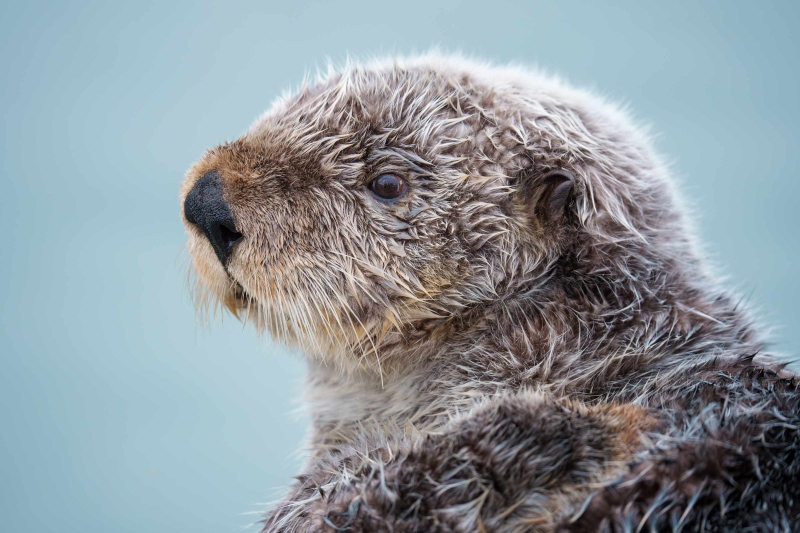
[180,55,800,532]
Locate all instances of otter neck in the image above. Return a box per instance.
[301,261,763,446]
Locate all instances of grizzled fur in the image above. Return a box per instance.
[180,55,800,532]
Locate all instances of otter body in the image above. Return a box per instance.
[181,55,800,532]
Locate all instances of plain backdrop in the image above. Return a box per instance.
[1,1,798,532]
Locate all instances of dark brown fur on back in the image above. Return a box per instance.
[180,54,800,532]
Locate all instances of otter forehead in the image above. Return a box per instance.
[231,56,649,205]
[252,66,536,158]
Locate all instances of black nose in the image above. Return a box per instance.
[184,170,242,265]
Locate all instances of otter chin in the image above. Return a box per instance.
[180,54,800,532]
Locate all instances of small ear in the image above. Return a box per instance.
[519,169,575,224]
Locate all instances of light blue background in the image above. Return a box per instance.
[1,1,798,532]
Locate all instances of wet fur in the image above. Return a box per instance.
[180,54,800,532]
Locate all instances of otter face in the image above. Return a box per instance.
[181,82,485,372]
[180,58,666,374]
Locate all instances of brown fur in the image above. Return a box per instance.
[180,54,800,532]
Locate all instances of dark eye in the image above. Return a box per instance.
[368,174,407,200]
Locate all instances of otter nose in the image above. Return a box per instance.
[184,170,242,265]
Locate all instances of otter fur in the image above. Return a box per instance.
[180,54,800,532]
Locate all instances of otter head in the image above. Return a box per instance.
[181,56,693,377]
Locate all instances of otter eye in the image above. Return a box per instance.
[368,174,407,200]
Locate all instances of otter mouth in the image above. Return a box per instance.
[226,280,253,311]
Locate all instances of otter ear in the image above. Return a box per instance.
[518,169,575,224]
